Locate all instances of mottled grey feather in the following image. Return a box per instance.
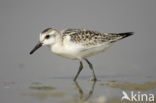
[62,29,133,47]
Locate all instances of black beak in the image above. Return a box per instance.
[30,42,42,55]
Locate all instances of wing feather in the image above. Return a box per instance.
[61,29,133,49]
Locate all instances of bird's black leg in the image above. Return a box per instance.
[84,59,97,81]
[73,61,83,81]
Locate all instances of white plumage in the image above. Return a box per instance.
[30,28,134,81]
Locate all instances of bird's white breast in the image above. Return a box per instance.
[50,38,84,60]
[49,35,111,60]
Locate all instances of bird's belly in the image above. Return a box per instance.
[51,42,111,60]
[78,45,111,58]
[55,52,78,60]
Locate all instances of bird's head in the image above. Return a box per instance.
[30,28,60,55]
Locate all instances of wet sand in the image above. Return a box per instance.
[0,75,156,103]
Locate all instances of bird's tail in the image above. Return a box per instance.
[118,32,134,39]
[110,32,134,43]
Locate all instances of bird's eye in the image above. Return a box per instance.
[45,35,50,39]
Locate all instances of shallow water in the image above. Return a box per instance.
[0,74,156,103]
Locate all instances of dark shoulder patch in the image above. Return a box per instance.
[42,28,52,33]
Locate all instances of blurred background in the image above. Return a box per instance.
[0,0,156,103]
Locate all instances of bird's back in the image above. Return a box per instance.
[61,28,133,48]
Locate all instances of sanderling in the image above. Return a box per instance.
[30,28,134,81]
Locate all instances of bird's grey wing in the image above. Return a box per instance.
[61,28,133,48]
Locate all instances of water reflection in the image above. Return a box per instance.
[74,80,96,101]
[19,78,156,103]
